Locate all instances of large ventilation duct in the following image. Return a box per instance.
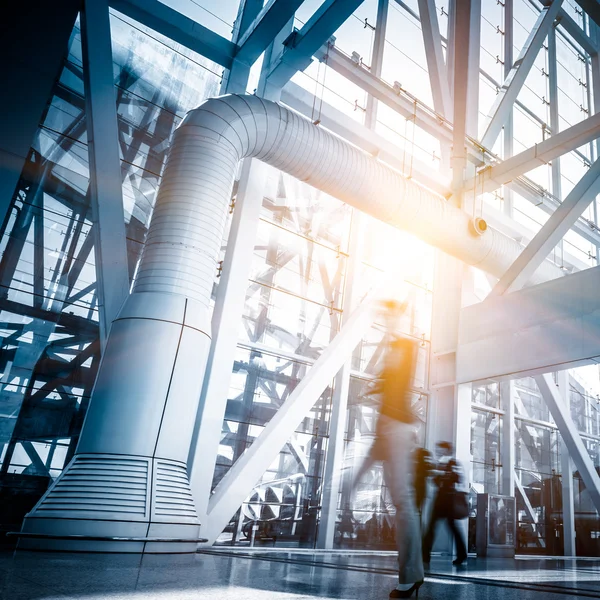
[21,94,562,552]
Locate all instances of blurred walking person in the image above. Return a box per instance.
[422,441,468,568]
[353,301,424,598]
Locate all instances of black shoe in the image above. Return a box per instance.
[389,580,424,598]
[452,557,467,567]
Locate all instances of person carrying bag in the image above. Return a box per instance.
[421,441,468,568]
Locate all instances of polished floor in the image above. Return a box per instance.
[1,549,600,600]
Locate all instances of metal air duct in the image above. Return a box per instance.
[20,94,561,552]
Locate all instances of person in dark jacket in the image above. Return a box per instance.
[421,441,468,567]
[413,447,433,525]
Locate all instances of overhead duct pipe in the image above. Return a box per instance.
[21,94,562,552]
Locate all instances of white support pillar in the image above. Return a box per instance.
[500,380,515,497]
[315,214,363,549]
[427,252,470,556]
[317,3,386,545]
[81,0,130,348]
[558,370,576,556]
[188,158,268,524]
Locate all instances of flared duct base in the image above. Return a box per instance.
[19,453,201,553]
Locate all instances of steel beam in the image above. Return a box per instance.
[417,0,451,118]
[220,0,263,94]
[280,83,450,197]
[81,0,131,347]
[109,0,236,68]
[316,44,461,152]
[0,1,79,235]
[466,111,600,196]
[481,0,563,150]
[490,158,600,296]
[535,373,600,516]
[574,0,600,30]
[267,0,365,88]
[235,0,305,65]
[557,8,598,56]
[457,265,600,382]
[200,282,383,544]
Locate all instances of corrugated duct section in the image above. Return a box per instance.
[134,94,561,306]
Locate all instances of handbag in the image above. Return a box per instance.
[452,490,469,520]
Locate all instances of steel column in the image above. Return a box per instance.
[220,0,264,95]
[558,370,576,556]
[81,0,131,348]
[417,0,451,118]
[317,1,386,547]
[503,0,514,216]
[364,0,389,129]
[500,380,515,497]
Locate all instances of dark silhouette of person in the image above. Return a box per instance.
[422,441,468,567]
[413,447,433,525]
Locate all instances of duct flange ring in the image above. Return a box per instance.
[470,217,487,236]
